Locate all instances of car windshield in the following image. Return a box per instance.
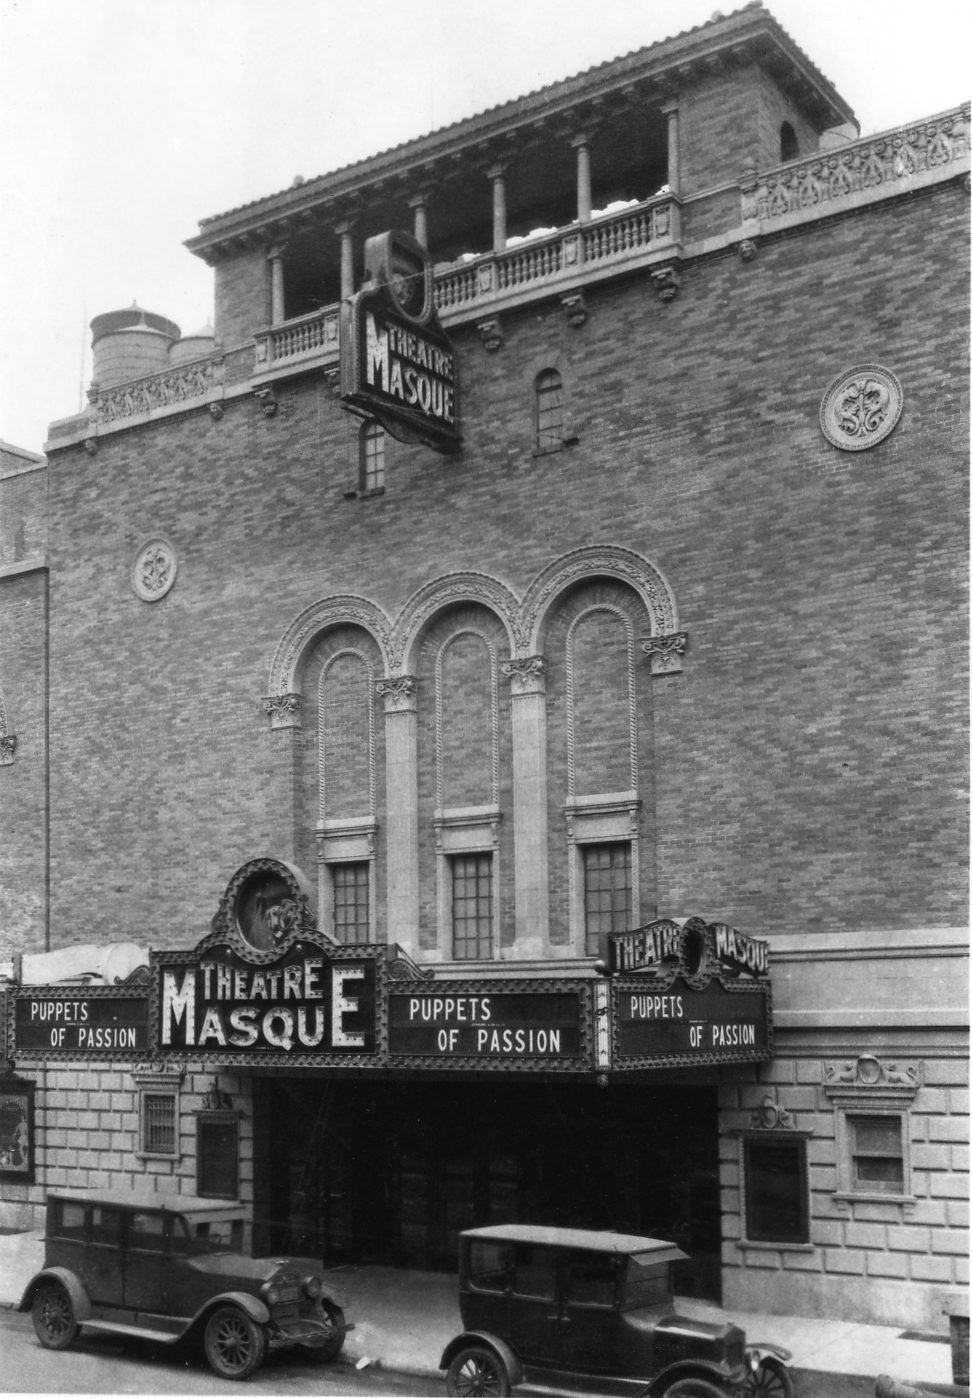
[171,1214,245,1254]
[623,1254,671,1307]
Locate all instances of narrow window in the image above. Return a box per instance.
[197,1115,240,1200]
[780,121,799,162]
[141,1091,177,1155]
[360,421,385,493]
[452,852,493,959]
[743,1137,809,1244]
[583,843,632,954]
[332,862,370,944]
[535,369,564,453]
[849,1114,904,1194]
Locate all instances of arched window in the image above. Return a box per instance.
[535,369,564,453]
[780,121,799,163]
[359,420,385,494]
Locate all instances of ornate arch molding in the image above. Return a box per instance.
[0,686,15,764]
[393,571,520,674]
[521,546,684,673]
[265,595,394,729]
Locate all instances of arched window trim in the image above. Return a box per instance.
[780,121,800,163]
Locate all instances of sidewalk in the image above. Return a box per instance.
[0,1231,962,1395]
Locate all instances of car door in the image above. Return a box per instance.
[81,1205,125,1308]
[123,1209,170,1314]
[508,1244,561,1366]
[559,1249,621,1373]
[463,1238,510,1339]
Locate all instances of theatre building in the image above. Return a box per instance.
[0,4,967,1335]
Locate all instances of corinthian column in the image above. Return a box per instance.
[377,677,420,957]
[502,657,549,959]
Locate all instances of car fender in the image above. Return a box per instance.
[439,1330,524,1386]
[18,1268,92,1322]
[647,1359,735,1394]
[189,1291,271,1332]
[746,1342,793,1365]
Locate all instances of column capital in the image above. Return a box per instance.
[502,656,547,695]
[569,130,592,150]
[262,692,302,729]
[334,217,357,236]
[407,191,431,209]
[659,97,680,116]
[376,675,418,712]
[640,631,687,674]
[486,162,508,181]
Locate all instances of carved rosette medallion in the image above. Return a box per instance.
[501,656,547,695]
[375,675,418,713]
[131,538,177,602]
[820,364,903,451]
[640,632,687,675]
[262,692,302,730]
[750,1093,795,1130]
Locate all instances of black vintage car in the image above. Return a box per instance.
[19,1187,351,1380]
[440,1225,792,1398]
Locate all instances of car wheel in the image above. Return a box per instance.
[204,1306,267,1380]
[311,1301,346,1360]
[662,1380,727,1397]
[446,1344,512,1398]
[32,1281,80,1350]
[750,1357,795,1398]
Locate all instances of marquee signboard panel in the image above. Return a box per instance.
[13,992,149,1055]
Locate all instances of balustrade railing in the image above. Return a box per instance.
[254,306,340,371]
[746,102,969,226]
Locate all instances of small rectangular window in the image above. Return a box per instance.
[90,1206,123,1247]
[129,1211,166,1252]
[583,843,632,954]
[513,1245,557,1300]
[849,1114,904,1193]
[142,1091,177,1155]
[53,1200,86,1240]
[197,1115,239,1200]
[469,1240,511,1293]
[332,862,370,943]
[744,1137,809,1244]
[535,370,564,452]
[452,853,493,960]
[360,422,385,494]
[566,1251,616,1307]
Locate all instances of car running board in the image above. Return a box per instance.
[83,1319,181,1344]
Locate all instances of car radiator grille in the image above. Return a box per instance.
[725,1338,743,1368]
[271,1279,301,1325]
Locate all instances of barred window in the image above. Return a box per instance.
[849,1115,904,1194]
[141,1092,177,1156]
[360,421,385,493]
[452,853,493,960]
[332,862,370,944]
[535,369,564,452]
[583,843,632,954]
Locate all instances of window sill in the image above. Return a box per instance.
[360,486,385,498]
[135,1151,181,1162]
[533,444,563,457]
[833,1191,916,1206]
[736,1239,814,1252]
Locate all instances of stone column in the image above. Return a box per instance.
[377,677,420,957]
[336,220,356,299]
[661,100,680,196]
[488,164,508,252]
[408,193,429,249]
[571,134,592,223]
[268,245,287,325]
[502,658,549,959]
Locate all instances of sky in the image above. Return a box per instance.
[0,0,968,454]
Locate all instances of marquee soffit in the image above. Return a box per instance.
[267,546,680,697]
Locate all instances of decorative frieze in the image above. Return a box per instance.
[640,631,687,675]
[820,364,903,451]
[262,692,302,730]
[501,656,547,695]
[131,538,177,603]
[824,1054,920,1094]
[91,356,221,425]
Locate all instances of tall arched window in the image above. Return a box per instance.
[780,121,799,162]
[535,369,564,453]
[359,420,385,494]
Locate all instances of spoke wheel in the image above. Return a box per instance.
[447,1345,512,1398]
[750,1358,795,1398]
[312,1301,346,1360]
[663,1380,726,1397]
[32,1282,79,1350]
[204,1306,267,1380]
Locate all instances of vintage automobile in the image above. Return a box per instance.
[19,1186,351,1380]
[440,1225,793,1398]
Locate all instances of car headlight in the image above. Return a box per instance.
[302,1275,323,1300]
[261,1283,281,1306]
[747,1351,761,1371]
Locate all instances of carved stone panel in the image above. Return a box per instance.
[132,539,177,602]
[820,365,903,451]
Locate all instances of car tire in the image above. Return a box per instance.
[31,1281,80,1351]
[446,1344,512,1398]
[750,1357,795,1397]
[311,1301,346,1361]
[662,1380,726,1398]
[203,1305,267,1380]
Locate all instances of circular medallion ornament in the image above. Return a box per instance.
[132,538,177,602]
[820,364,903,451]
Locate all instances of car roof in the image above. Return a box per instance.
[47,1185,244,1215]
[461,1224,688,1261]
